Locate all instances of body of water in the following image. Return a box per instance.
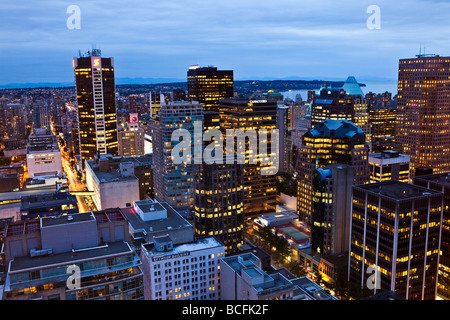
[279,80,398,102]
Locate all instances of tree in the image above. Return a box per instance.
[273,236,291,264]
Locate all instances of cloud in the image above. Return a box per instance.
[0,0,450,84]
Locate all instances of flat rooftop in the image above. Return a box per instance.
[258,210,298,223]
[221,253,293,295]
[369,151,410,163]
[120,202,192,235]
[414,172,450,186]
[291,277,338,300]
[134,200,166,214]
[20,191,78,211]
[93,168,138,183]
[9,240,132,273]
[5,220,40,237]
[41,212,94,227]
[142,237,222,257]
[356,180,441,200]
[0,186,59,202]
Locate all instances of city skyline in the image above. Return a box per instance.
[3,0,450,305]
[2,0,450,88]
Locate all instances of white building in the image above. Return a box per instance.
[26,128,62,178]
[120,199,194,245]
[85,156,140,210]
[140,236,225,300]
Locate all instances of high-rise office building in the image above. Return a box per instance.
[148,92,170,119]
[296,119,369,223]
[348,181,443,300]
[35,105,50,130]
[413,173,450,298]
[311,164,354,256]
[3,103,28,140]
[193,157,244,255]
[368,150,410,183]
[118,113,145,157]
[396,55,450,175]
[153,101,203,212]
[187,65,233,130]
[310,78,371,144]
[369,104,396,143]
[310,85,354,127]
[219,97,278,217]
[277,105,291,174]
[73,49,118,165]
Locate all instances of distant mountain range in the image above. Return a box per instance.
[0,77,184,89]
[0,76,384,89]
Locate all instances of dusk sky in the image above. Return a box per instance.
[1,0,450,90]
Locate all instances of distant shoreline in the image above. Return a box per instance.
[0,79,363,91]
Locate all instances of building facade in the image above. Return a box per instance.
[140,236,224,300]
[310,78,371,144]
[152,101,203,212]
[2,210,143,300]
[368,150,410,183]
[118,113,145,157]
[311,164,354,256]
[348,181,443,300]
[85,156,140,211]
[296,119,369,224]
[219,97,278,217]
[193,158,244,255]
[396,55,450,174]
[413,173,450,298]
[26,128,62,178]
[20,191,78,220]
[73,49,118,165]
[187,65,233,130]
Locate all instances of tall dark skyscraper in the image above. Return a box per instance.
[311,164,354,256]
[152,101,204,212]
[193,156,244,255]
[296,119,369,223]
[187,65,234,130]
[219,97,278,217]
[396,54,450,175]
[310,78,371,144]
[348,181,443,300]
[73,49,118,165]
[413,173,450,298]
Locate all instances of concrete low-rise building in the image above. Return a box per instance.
[26,128,62,178]
[120,199,194,247]
[1,210,143,300]
[220,253,295,300]
[85,156,140,211]
[140,236,224,300]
